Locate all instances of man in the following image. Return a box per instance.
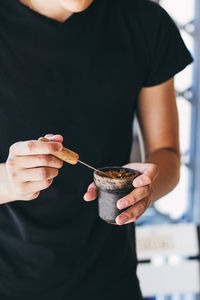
[0,0,193,299]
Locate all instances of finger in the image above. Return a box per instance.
[123,163,158,188]
[17,179,53,196]
[10,140,63,156]
[83,182,97,201]
[21,191,41,201]
[123,162,157,174]
[13,154,63,169]
[117,185,151,209]
[20,167,59,182]
[44,134,63,143]
[116,197,149,225]
[87,182,96,191]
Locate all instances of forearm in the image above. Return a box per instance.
[145,148,180,204]
[0,163,14,205]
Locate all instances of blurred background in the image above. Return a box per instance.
[131,0,200,299]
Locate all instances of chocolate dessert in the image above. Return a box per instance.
[97,169,133,179]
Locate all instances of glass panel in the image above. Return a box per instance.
[154,165,190,219]
[180,30,194,55]
[175,65,193,92]
[160,0,195,25]
[177,97,192,155]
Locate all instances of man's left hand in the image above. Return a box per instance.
[83,163,159,225]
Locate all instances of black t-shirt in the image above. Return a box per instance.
[0,0,193,299]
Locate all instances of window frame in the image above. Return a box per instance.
[190,0,200,224]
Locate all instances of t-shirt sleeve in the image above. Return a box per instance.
[142,3,193,87]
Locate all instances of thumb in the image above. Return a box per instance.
[123,163,159,188]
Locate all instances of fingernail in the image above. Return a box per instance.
[133,178,143,187]
[119,215,129,224]
[118,200,128,209]
[83,193,89,201]
[49,134,60,138]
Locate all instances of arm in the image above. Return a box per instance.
[136,77,180,203]
[84,77,180,225]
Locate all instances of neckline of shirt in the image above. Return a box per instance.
[16,0,98,25]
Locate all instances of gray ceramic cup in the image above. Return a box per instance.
[94,167,140,225]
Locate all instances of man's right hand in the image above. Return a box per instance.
[4,134,63,202]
